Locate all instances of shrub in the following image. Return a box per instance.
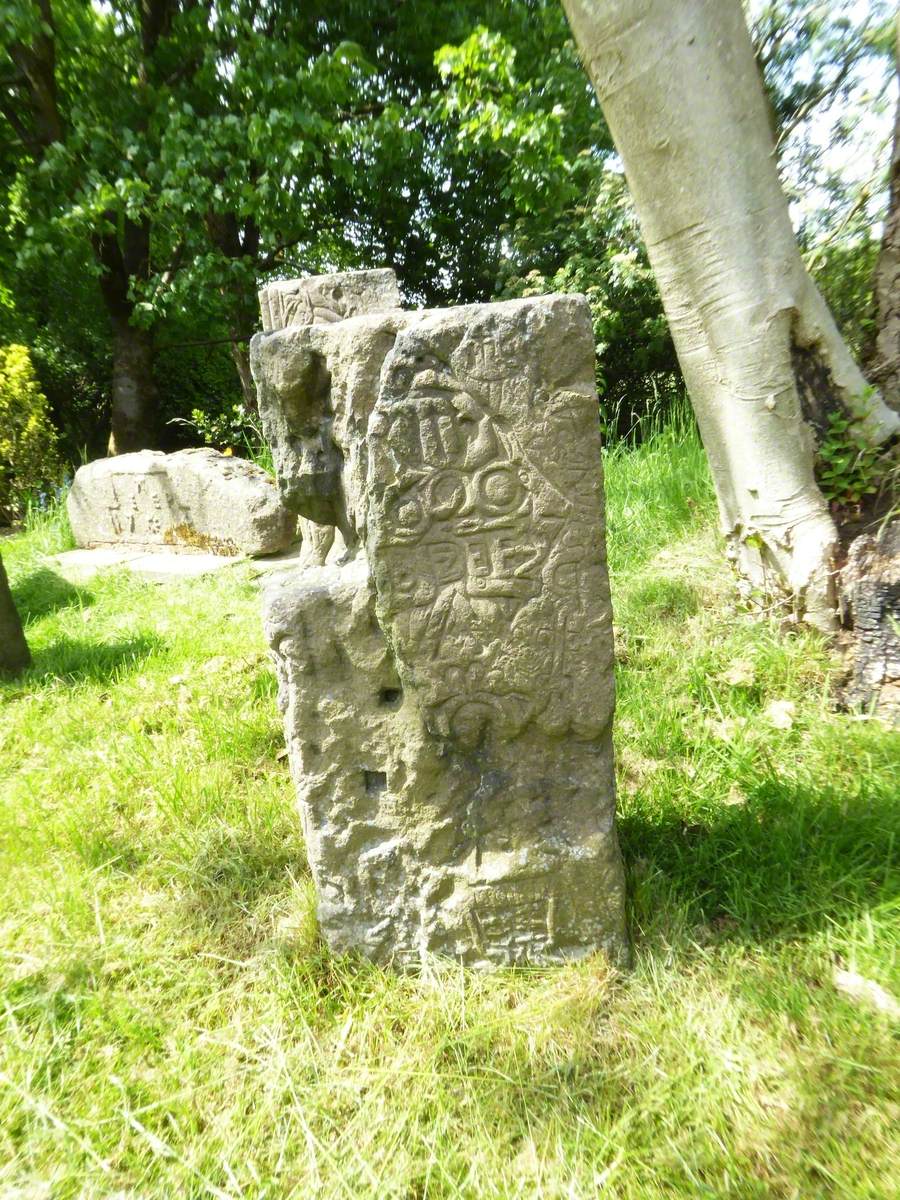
[0,344,61,524]
[815,403,883,509]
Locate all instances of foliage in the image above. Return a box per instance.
[815,404,884,507]
[750,0,895,230]
[169,400,273,471]
[749,0,896,379]
[0,342,60,522]
[434,21,680,435]
[179,403,248,452]
[1,243,112,462]
[1,425,897,1196]
[0,0,896,454]
[807,231,880,361]
[0,0,613,321]
[0,0,623,447]
[152,315,245,451]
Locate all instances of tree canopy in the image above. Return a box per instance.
[0,0,895,470]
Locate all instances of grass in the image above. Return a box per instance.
[1,422,898,1199]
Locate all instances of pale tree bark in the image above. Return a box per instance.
[868,12,900,412]
[562,0,899,629]
[0,553,30,677]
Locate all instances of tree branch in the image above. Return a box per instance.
[158,334,254,350]
[257,235,307,272]
[7,0,63,152]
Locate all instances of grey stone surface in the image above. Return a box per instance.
[840,520,900,724]
[254,291,627,968]
[252,309,419,537]
[67,448,296,557]
[258,269,402,333]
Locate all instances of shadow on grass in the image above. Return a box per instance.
[622,773,899,946]
[21,632,163,686]
[11,567,93,624]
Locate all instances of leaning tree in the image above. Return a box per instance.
[561,0,899,631]
[0,553,30,676]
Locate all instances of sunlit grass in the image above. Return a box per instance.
[1,425,897,1198]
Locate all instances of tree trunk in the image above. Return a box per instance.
[562,0,899,629]
[205,212,262,415]
[0,552,30,676]
[93,220,158,455]
[108,317,158,454]
[231,342,258,413]
[867,14,900,412]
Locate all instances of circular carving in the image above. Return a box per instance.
[476,464,522,515]
[387,491,428,539]
[427,470,467,518]
[447,699,496,747]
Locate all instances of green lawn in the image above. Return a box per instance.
[1,425,898,1199]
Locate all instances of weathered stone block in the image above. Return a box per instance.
[258,268,402,333]
[253,310,414,537]
[67,448,296,557]
[840,520,900,724]
[254,292,627,967]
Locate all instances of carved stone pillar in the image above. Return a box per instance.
[252,272,627,967]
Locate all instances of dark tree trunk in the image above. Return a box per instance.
[231,343,257,411]
[4,0,62,152]
[206,211,262,414]
[109,317,158,454]
[0,553,30,677]
[5,0,179,458]
[93,219,158,454]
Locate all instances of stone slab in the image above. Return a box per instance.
[53,547,243,583]
[258,269,402,333]
[67,448,296,557]
[840,520,900,723]
[124,551,244,582]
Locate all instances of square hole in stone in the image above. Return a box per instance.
[379,687,402,706]
[363,769,387,793]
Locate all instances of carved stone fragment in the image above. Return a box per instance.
[67,448,296,557]
[252,310,416,540]
[258,268,402,333]
[840,520,900,724]
[253,288,627,967]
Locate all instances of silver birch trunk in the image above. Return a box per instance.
[561,0,899,629]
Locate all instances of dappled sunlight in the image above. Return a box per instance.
[1,429,897,1197]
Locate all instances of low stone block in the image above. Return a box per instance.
[67,448,296,557]
[254,291,627,968]
[258,268,402,333]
